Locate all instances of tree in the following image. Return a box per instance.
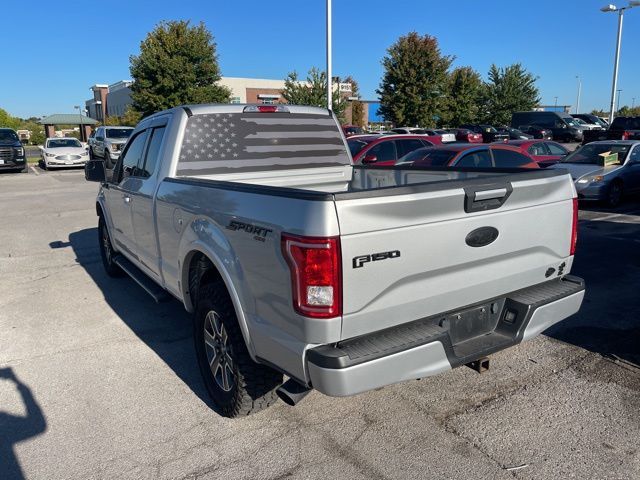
[129,20,231,117]
[377,32,453,127]
[616,105,640,117]
[282,67,347,121]
[342,75,365,127]
[102,115,122,126]
[18,121,45,145]
[0,108,20,130]
[121,106,143,126]
[590,109,608,117]
[441,66,483,126]
[480,63,540,125]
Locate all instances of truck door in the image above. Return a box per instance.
[102,129,149,260]
[129,120,167,279]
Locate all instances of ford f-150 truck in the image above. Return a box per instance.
[84,104,585,417]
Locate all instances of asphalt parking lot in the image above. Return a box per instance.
[0,167,638,480]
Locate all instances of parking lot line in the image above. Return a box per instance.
[30,166,39,176]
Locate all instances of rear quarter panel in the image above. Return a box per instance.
[154,179,341,381]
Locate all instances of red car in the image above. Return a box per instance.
[397,143,539,169]
[507,140,569,167]
[450,128,483,143]
[342,125,365,137]
[348,134,440,166]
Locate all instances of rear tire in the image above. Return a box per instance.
[194,281,282,417]
[98,215,124,277]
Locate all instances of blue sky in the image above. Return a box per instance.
[2,0,639,118]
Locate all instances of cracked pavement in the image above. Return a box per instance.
[0,168,638,479]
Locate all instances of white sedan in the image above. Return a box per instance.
[40,138,89,169]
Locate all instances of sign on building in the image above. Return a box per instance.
[339,83,352,93]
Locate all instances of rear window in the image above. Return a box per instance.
[348,138,373,157]
[492,148,533,167]
[400,148,457,166]
[177,112,350,175]
[611,117,640,130]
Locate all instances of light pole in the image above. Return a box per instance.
[75,105,84,142]
[575,76,582,114]
[554,96,558,108]
[632,97,636,109]
[326,0,332,111]
[601,2,640,123]
[617,89,622,113]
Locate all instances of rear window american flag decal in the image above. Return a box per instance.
[176,112,351,175]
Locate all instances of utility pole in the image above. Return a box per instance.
[326,0,332,111]
[575,76,582,114]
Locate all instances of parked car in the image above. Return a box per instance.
[0,128,28,173]
[459,124,509,143]
[391,128,456,143]
[507,140,569,167]
[572,117,600,131]
[348,134,437,165]
[497,126,533,140]
[84,103,583,417]
[571,114,606,130]
[40,137,89,169]
[551,140,640,207]
[396,143,539,169]
[517,125,553,140]
[511,111,583,142]
[581,116,640,145]
[89,126,134,168]
[342,125,365,137]
[450,128,483,143]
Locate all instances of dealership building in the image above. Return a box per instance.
[85,76,366,125]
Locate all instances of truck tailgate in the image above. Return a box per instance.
[336,170,576,339]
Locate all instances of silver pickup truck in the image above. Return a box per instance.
[84,104,585,417]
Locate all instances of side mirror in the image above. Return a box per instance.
[85,160,106,183]
[362,154,378,164]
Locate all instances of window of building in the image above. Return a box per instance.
[260,98,277,105]
[230,97,241,104]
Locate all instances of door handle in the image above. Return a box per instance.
[123,195,131,204]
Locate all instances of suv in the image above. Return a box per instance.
[0,128,27,173]
[511,112,583,142]
[89,126,134,168]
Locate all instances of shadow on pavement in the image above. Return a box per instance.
[547,209,640,367]
[54,228,216,410]
[0,367,47,480]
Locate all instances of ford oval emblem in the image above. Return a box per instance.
[465,227,499,247]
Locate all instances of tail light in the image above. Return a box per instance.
[622,131,631,140]
[282,233,342,318]
[570,197,578,256]
[243,105,290,113]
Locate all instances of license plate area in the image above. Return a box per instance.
[444,300,504,345]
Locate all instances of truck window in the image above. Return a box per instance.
[456,150,491,168]
[139,127,165,178]
[117,130,149,182]
[176,112,350,175]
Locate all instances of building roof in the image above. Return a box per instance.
[39,114,98,125]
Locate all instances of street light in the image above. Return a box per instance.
[554,96,558,108]
[601,2,639,123]
[616,89,622,113]
[575,76,582,114]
